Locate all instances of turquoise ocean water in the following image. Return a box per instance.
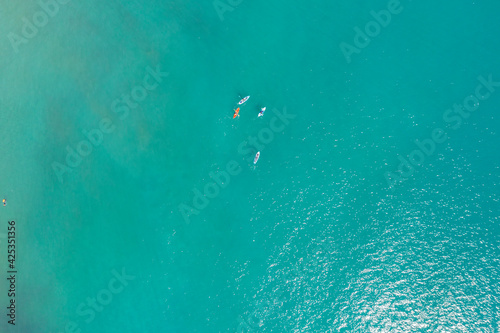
[1,0,499,332]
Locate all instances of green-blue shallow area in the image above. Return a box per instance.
[0,0,499,332]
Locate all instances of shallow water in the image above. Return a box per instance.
[0,0,499,332]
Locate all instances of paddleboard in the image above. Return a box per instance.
[258,107,266,117]
[238,96,250,105]
[253,151,260,164]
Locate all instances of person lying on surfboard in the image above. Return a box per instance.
[238,96,250,105]
[258,107,266,117]
[233,107,240,118]
[253,151,260,164]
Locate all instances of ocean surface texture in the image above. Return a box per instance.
[1,0,499,332]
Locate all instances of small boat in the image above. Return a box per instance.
[2,199,6,206]
[238,96,250,105]
[258,107,266,117]
[233,108,240,118]
[253,151,260,164]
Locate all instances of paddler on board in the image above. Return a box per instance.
[233,107,240,118]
